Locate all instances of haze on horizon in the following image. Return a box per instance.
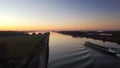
[0,0,120,31]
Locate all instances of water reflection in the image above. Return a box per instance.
[48,32,120,68]
[58,32,120,48]
[48,32,94,68]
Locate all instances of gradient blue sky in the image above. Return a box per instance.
[0,0,120,31]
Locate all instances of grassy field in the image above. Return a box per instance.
[0,35,43,58]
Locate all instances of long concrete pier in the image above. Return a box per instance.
[23,32,50,68]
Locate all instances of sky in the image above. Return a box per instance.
[0,0,120,31]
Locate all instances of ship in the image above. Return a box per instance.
[84,41,120,57]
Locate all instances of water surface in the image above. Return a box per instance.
[48,32,120,68]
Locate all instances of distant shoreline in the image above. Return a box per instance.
[57,31,120,44]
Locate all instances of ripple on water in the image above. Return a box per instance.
[49,47,94,68]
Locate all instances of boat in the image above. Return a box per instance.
[84,41,120,57]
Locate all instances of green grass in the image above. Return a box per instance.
[0,35,43,58]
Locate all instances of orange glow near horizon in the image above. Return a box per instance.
[0,23,120,31]
[0,18,120,31]
[0,17,120,31]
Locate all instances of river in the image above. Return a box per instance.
[48,32,120,68]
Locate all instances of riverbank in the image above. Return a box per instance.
[0,31,50,68]
[57,31,120,44]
